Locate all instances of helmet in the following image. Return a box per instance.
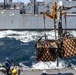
[12,69,17,74]
[6,57,9,61]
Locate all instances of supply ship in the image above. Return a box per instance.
[0,0,76,30]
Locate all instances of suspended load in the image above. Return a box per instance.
[36,36,76,61]
[36,39,57,61]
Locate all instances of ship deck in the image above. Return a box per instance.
[1,68,76,75]
[21,68,76,75]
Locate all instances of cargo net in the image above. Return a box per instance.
[60,37,76,59]
[36,37,76,61]
[36,40,58,61]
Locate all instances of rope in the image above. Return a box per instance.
[64,13,67,35]
[54,19,57,40]
[43,14,46,39]
[36,14,39,32]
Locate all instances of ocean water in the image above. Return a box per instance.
[0,30,76,69]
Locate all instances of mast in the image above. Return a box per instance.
[4,0,6,9]
[34,0,36,14]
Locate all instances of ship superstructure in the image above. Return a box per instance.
[0,0,76,30]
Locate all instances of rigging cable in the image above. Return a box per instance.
[43,14,46,39]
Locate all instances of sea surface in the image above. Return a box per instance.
[0,30,76,69]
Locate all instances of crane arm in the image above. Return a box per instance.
[44,12,53,19]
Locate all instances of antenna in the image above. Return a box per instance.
[54,0,56,2]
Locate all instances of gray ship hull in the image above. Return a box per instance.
[0,9,76,30]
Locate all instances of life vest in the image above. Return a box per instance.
[12,69,18,75]
[5,61,10,69]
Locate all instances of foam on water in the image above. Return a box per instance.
[31,60,66,69]
[0,30,58,42]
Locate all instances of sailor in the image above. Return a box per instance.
[17,63,21,75]
[11,63,15,70]
[5,57,11,75]
[12,69,18,75]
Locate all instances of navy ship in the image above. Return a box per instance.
[0,0,76,30]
